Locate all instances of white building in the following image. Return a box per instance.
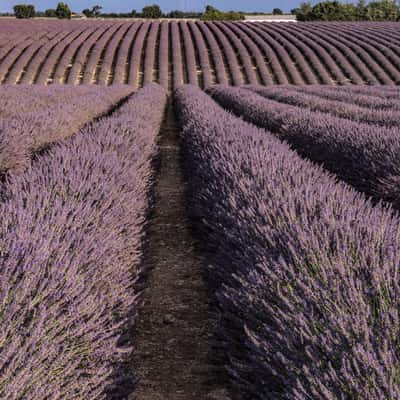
[244,14,297,22]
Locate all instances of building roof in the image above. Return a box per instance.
[244,14,297,22]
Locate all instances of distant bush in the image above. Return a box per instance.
[293,0,400,20]
[272,7,283,14]
[44,8,57,17]
[55,2,71,19]
[13,4,35,18]
[166,10,202,18]
[201,5,245,20]
[142,4,163,18]
[82,5,102,18]
[98,11,136,18]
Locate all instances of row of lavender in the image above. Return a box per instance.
[207,84,400,210]
[0,84,133,174]
[175,84,400,399]
[0,84,167,399]
[1,21,400,87]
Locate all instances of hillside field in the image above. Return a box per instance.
[1,20,400,88]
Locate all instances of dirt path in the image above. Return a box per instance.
[129,101,229,400]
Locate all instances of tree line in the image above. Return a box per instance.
[292,0,400,20]
[9,0,400,21]
[13,2,71,18]
[10,3,244,20]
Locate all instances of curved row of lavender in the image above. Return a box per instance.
[294,84,400,109]
[171,21,184,88]
[224,22,272,86]
[129,21,151,88]
[175,84,400,399]
[158,21,169,89]
[0,84,167,399]
[245,85,400,127]
[82,24,123,85]
[206,21,244,86]
[66,25,115,86]
[207,85,400,209]
[217,22,258,86]
[1,21,400,87]
[143,21,160,86]
[197,21,228,85]
[188,21,213,88]
[0,84,133,174]
[181,22,197,86]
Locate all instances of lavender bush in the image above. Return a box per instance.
[298,23,381,84]
[224,22,273,85]
[143,21,160,85]
[238,22,296,84]
[1,21,400,87]
[4,38,47,84]
[207,85,400,209]
[246,85,400,127]
[0,84,133,173]
[310,22,396,84]
[50,27,96,85]
[128,21,150,87]
[175,84,400,400]
[216,22,258,85]
[113,23,141,85]
[0,84,167,399]
[97,23,132,86]
[158,21,169,89]
[82,23,123,85]
[255,22,318,84]
[0,37,36,83]
[196,21,228,85]
[171,21,184,87]
[295,84,400,109]
[66,24,112,85]
[188,21,213,88]
[262,22,332,84]
[205,21,244,86]
[273,23,349,85]
[181,21,198,85]
[34,28,92,85]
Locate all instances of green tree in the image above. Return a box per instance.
[82,8,91,17]
[291,1,313,20]
[55,2,72,19]
[13,4,35,18]
[310,1,356,20]
[82,5,102,17]
[91,5,102,16]
[355,0,368,19]
[44,8,57,17]
[201,5,244,20]
[293,0,399,20]
[167,9,184,18]
[142,4,163,18]
[272,7,283,14]
[366,0,399,20]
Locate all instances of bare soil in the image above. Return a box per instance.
[129,101,230,400]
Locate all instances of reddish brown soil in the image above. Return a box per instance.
[129,102,230,400]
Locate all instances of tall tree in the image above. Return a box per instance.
[142,4,163,18]
[82,5,102,17]
[13,4,35,18]
[55,2,72,19]
[45,8,57,17]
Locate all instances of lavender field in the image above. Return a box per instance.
[1,20,400,88]
[0,19,400,400]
